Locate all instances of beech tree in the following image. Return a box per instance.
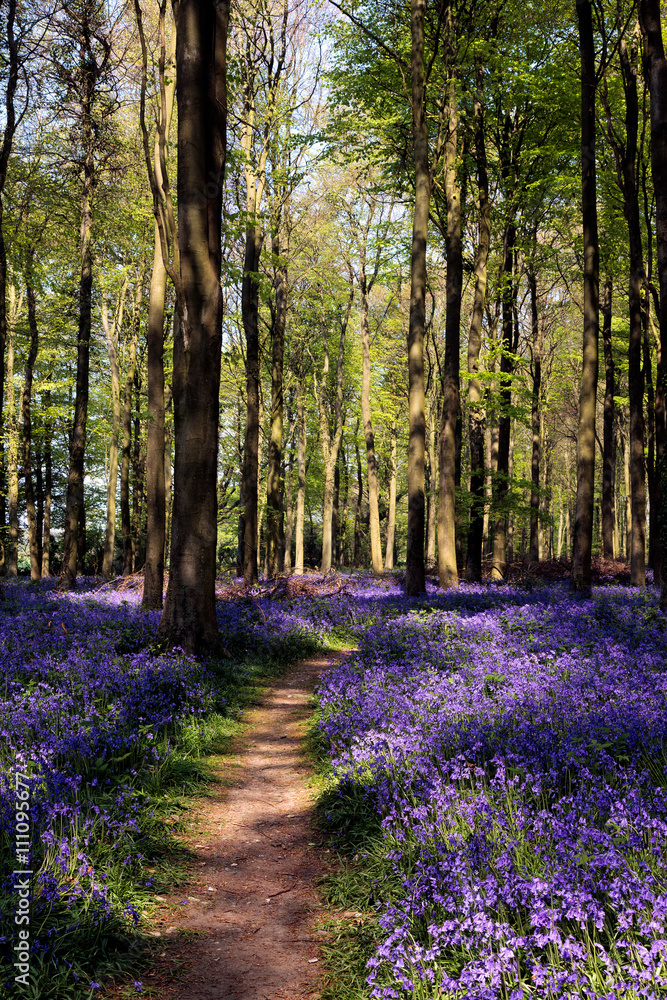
[158,0,229,653]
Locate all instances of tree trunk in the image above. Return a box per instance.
[406,0,429,596]
[60,36,95,589]
[465,59,491,583]
[283,409,295,573]
[0,0,19,538]
[242,218,262,586]
[101,284,127,578]
[385,418,397,570]
[638,0,667,603]
[266,231,287,579]
[528,267,542,562]
[6,283,19,577]
[601,277,615,558]
[142,14,177,609]
[438,50,461,590]
[491,222,516,580]
[360,280,383,573]
[158,0,229,654]
[24,263,40,581]
[294,380,306,575]
[425,401,437,569]
[121,276,142,575]
[41,390,51,577]
[572,0,600,595]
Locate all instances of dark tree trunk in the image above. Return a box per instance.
[601,278,615,559]
[639,0,667,602]
[158,0,229,654]
[572,0,600,595]
[60,25,96,589]
[266,231,286,579]
[528,267,541,563]
[406,0,429,596]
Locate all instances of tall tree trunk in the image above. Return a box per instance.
[132,363,146,568]
[572,0,600,595]
[242,218,262,586]
[645,307,657,568]
[360,279,383,573]
[24,263,40,581]
[0,0,19,537]
[354,433,363,566]
[158,0,229,654]
[142,11,177,609]
[294,380,306,576]
[465,59,491,583]
[438,49,461,590]
[121,276,142,575]
[283,409,295,573]
[266,231,287,579]
[601,277,615,558]
[491,222,516,580]
[618,38,646,586]
[385,418,397,570]
[60,33,95,589]
[6,283,19,577]
[406,0,429,596]
[101,284,127,578]
[425,400,437,569]
[41,391,52,577]
[528,267,542,562]
[639,0,667,603]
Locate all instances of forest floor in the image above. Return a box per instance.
[107,650,347,1000]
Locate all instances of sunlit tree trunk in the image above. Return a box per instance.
[41,390,52,577]
[24,263,40,581]
[406,0,429,595]
[438,50,461,590]
[6,282,20,577]
[360,277,383,573]
[385,418,397,570]
[491,222,516,580]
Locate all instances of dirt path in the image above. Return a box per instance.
[139,651,344,1000]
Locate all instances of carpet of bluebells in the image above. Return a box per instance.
[0,579,328,995]
[316,578,667,1000]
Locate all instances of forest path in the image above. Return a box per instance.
[136,650,346,1000]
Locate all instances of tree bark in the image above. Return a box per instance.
[101,282,127,578]
[601,277,615,559]
[437,59,461,589]
[41,390,52,577]
[60,22,96,589]
[385,418,397,570]
[528,267,542,563]
[242,218,262,585]
[6,283,20,577]
[491,221,516,580]
[121,275,142,575]
[24,262,40,581]
[0,0,19,536]
[266,229,287,579]
[572,0,600,595]
[465,59,491,583]
[294,380,306,575]
[360,278,383,573]
[406,0,429,596]
[158,0,229,654]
